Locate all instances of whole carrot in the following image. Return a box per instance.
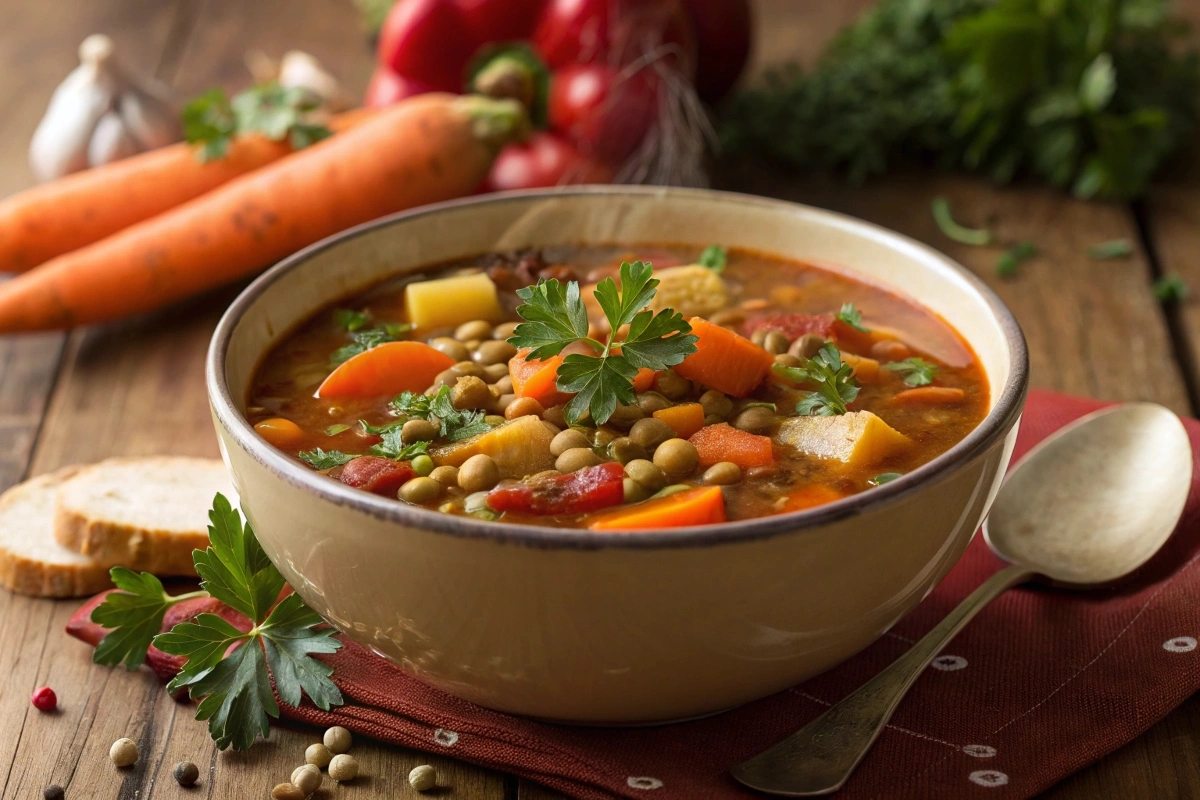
[0,95,527,332]
[0,107,375,274]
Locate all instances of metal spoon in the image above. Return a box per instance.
[732,403,1192,797]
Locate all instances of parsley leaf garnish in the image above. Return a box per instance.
[698,245,727,273]
[182,82,333,163]
[323,423,352,436]
[1155,274,1189,303]
[370,431,430,460]
[871,472,904,486]
[92,495,343,751]
[330,322,413,366]
[298,448,356,470]
[773,343,861,416]
[836,302,869,332]
[508,261,698,425]
[996,241,1037,278]
[1088,239,1133,260]
[333,309,371,332]
[884,357,938,387]
[390,386,492,442]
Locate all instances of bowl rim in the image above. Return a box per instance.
[208,185,1029,551]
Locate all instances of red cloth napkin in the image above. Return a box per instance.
[67,389,1200,799]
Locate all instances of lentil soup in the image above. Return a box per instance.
[247,245,989,529]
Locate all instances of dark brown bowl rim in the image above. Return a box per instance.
[207,186,1029,551]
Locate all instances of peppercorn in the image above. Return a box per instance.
[328,754,359,782]
[304,743,333,768]
[290,763,321,795]
[43,786,64,800]
[174,760,199,787]
[323,725,352,754]
[31,686,56,712]
[409,764,437,792]
[109,737,138,767]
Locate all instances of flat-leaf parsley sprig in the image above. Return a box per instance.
[507,261,698,425]
[884,357,938,387]
[773,343,861,416]
[89,494,343,751]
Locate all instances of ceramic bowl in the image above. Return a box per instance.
[208,187,1028,723]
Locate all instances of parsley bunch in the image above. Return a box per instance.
[90,495,343,751]
[182,82,333,162]
[721,0,1200,200]
[774,343,861,416]
[508,261,698,425]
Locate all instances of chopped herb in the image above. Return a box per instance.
[931,197,991,246]
[330,322,413,365]
[298,448,356,470]
[182,82,332,163]
[698,245,727,273]
[883,357,938,387]
[358,419,403,435]
[836,302,868,332]
[1154,275,1189,302]
[92,495,342,751]
[369,431,431,461]
[323,423,352,436]
[773,343,861,416]
[996,241,1037,278]
[508,261,698,425]
[333,309,371,332]
[871,472,904,486]
[1089,239,1134,260]
[390,386,491,442]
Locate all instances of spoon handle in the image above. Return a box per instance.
[731,563,1035,797]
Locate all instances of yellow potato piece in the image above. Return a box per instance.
[776,411,910,467]
[647,264,729,318]
[431,415,555,478]
[404,272,503,331]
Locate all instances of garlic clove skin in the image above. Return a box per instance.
[29,34,120,182]
[118,84,180,151]
[88,110,140,166]
[277,50,349,111]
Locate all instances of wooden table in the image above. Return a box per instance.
[2,1,1198,797]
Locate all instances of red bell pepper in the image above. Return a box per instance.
[487,462,626,515]
[366,0,751,189]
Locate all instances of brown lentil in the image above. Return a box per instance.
[703,462,743,485]
[551,428,590,456]
[698,390,734,419]
[483,362,510,382]
[773,353,803,368]
[493,321,519,340]
[430,337,470,362]
[430,466,459,487]
[653,438,699,477]
[493,375,514,394]
[399,477,441,504]
[454,319,493,342]
[635,391,671,414]
[452,375,492,409]
[623,477,651,503]
[625,459,668,491]
[458,455,500,492]
[732,406,777,434]
[541,404,567,427]
[505,396,545,419]
[402,418,438,442]
[629,417,675,450]
[452,360,485,379]
[606,403,645,431]
[609,437,649,465]
[654,369,691,400]
[474,339,517,366]
[789,333,826,359]
[556,447,602,473]
[763,330,790,354]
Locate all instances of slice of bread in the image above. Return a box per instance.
[53,457,234,576]
[0,468,114,597]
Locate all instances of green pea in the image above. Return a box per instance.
[411,455,434,476]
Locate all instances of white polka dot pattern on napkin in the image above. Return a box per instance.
[969,769,1009,787]
[1163,636,1197,653]
[930,655,968,671]
[626,776,663,790]
[433,728,459,747]
[962,744,997,758]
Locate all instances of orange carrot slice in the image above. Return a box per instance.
[688,423,774,468]
[892,387,966,405]
[653,403,705,439]
[842,353,880,384]
[632,367,657,393]
[780,485,845,513]
[589,486,727,530]
[317,341,454,399]
[674,317,773,396]
[509,349,571,407]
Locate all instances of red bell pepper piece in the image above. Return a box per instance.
[487,462,625,515]
[743,313,836,341]
[338,457,415,497]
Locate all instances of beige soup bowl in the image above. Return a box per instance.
[208,187,1028,724]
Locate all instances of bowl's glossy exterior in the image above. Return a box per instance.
[208,187,1027,723]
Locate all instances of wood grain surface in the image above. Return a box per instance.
[0,1,1197,798]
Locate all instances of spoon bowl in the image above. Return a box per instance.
[733,402,1192,796]
[985,403,1192,587]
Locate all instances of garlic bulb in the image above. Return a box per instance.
[245,49,349,112]
[29,34,180,182]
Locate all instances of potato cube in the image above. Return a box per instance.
[776,411,910,467]
[404,273,503,331]
[431,415,555,478]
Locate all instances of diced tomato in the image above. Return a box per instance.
[487,462,625,515]
[743,313,835,341]
[338,457,415,497]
